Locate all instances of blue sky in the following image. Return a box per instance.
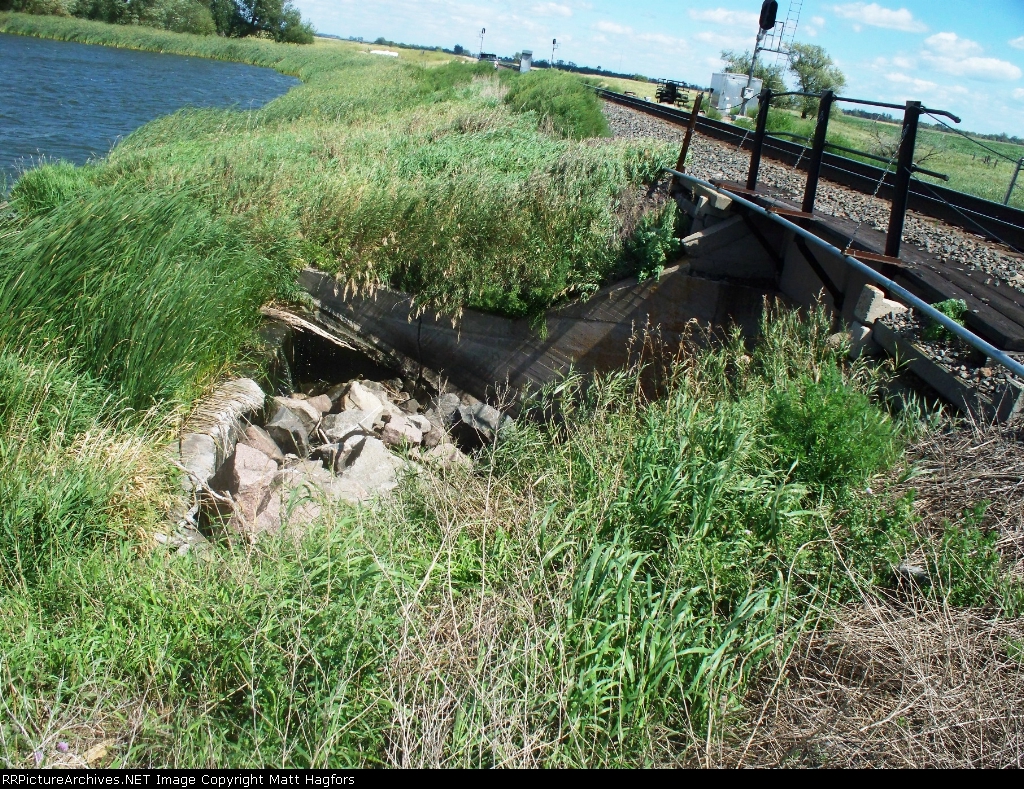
[293,0,1024,135]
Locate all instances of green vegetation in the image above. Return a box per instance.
[5,300,1006,768]
[503,69,611,139]
[0,0,313,41]
[787,42,847,119]
[0,16,1020,768]
[921,298,968,342]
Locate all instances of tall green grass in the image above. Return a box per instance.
[3,301,1018,766]
[503,69,611,139]
[0,186,296,407]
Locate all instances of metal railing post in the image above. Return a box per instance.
[801,89,834,214]
[1005,158,1024,206]
[671,92,704,194]
[746,89,773,192]
[884,100,921,259]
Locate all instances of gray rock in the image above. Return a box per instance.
[307,394,333,415]
[330,436,405,503]
[428,393,461,427]
[225,443,278,538]
[407,414,432,434]
[241,425,285,465]
[358,380,391,403]
[312,443,344,473]
[273,396,321,432]
[343,381,385,423]
[382,414,423,447]
[321,410,374,443]
[423,443,473,471]
[401,398,421,414]
[896,563,930,584]
[326,381,351,411]
[179,433,218,491]
[456,402,513,444]
[422,427,444,449]
[266,405,311,458]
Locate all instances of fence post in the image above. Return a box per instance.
[884,100,921,259]
[746,89,773,192]
[801,89,835,214]
[671,92,704,194]
[1005,158,1023,206]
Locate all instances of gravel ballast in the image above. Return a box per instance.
[603,102,1024,284]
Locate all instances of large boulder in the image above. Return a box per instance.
[225,443,279,538]
[240,425,285,465]
[330,436,405,503]
[273,396,321,432]
[382,414,422,448]
[266,405,310,458]
[322,410,375,442]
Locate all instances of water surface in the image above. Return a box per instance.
[0,32,299,188]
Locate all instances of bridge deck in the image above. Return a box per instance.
[711,180,1024,352]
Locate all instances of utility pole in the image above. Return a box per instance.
[479,27,486,57]
[739,1,779,118]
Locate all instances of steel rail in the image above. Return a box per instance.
[664,167,1024,380]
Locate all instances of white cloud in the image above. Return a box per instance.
[804,16,826,37]
[832,3,928,33]
[922,32,1023,81]
[1015,88,1024,100]
[530,2,572,17]
[924,31,982,58]
[593,20,632,35]
[694,30,750,50]
[688,8,759,28]
[1010,36,1024,50]
[886,72,937,91]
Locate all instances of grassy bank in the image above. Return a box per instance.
[1,14,1022,768]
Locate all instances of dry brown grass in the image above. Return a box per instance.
[717,425,1024,768]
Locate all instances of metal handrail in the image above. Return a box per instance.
[664,167,1024,381]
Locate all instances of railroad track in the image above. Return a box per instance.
[597,88,1024,252]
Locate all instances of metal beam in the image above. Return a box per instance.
[664,167,1024,381]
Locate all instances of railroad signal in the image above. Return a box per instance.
[759,1,779,31]
[479,28,486,57]
[551,38,559,66]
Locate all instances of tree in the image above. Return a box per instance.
[453,44,465,55]
[788,43,847,118]
[720,49,787,96]
[224,0,314,43]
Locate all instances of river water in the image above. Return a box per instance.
[0,32,299,189]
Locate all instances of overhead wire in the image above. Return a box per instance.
[924,112,1021,165]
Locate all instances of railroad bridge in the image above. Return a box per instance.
[291,87,1024,424]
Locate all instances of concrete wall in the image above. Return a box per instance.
[299,265,770,403]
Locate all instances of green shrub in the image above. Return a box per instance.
[767,363,899,491]
[139,0,215,35]
[620,201,680,281]
[922,298,968,342]
[504,69,610,139]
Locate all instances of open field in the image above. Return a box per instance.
[1,14,1023,768]
[731,105,1024,210]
